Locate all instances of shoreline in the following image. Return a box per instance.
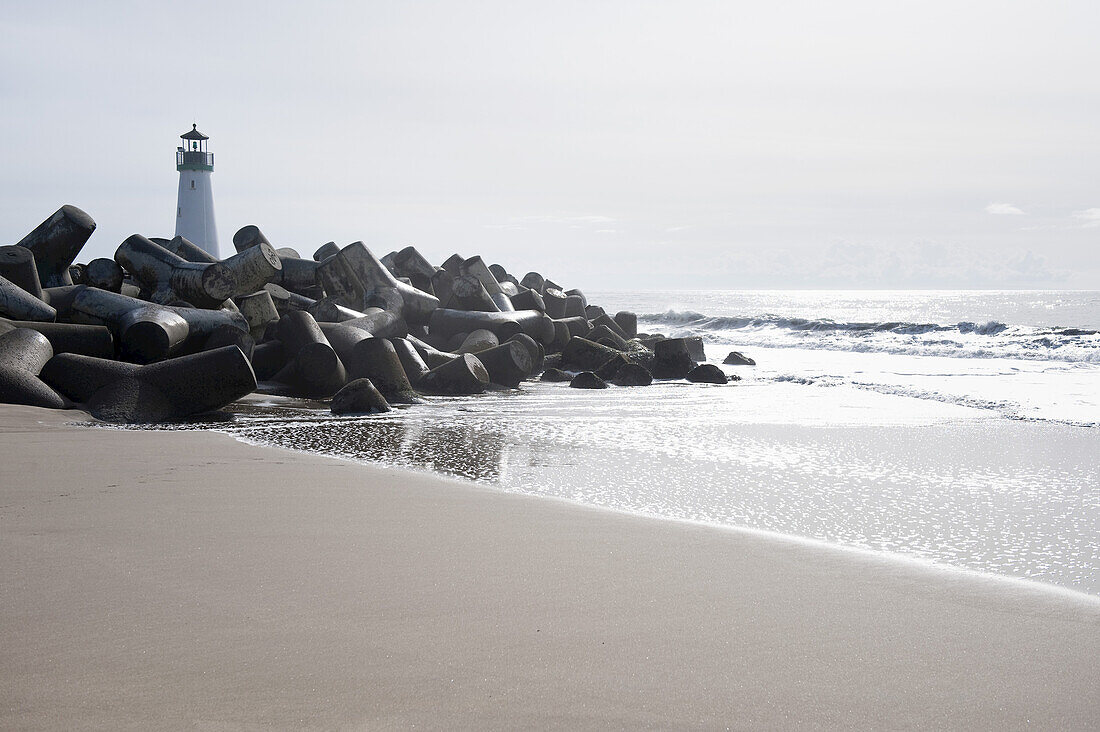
[128,416,1100,605]
[3,404,1099,727]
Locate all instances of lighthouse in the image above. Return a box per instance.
[174,124,219,257]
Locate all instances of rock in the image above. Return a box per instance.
[611,363,652,386]
[331,378,391,415]
[540,367,571,382]
[569,371,608,389]
[686,364,728,384]
[723,351,756,366]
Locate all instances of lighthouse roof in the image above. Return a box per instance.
[180,124,209,141]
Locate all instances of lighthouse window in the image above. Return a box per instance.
[190,180,196,190]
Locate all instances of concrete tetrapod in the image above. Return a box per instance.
[0,245,45,299]
[406,335,460,370]
[0,275,56,322]
[307,298,370,324]
[507,333,544,375]
[115,235,237,308]
[84,258,124,292]
[220,241,284,298]
[0,317,114,358]
[451,274,499,312]
[264,284,315,316]
[236,291,280,341]
[203,325,255,361]
[342,337,422,404]
[313,242,340,262]
[317,322,373,367]
[390,337,431,387]
[614,311,638,339]
[273,310,347,398]
[592,313,629,340]
[475,340,534,388]
[418,352,490,395]
[560,336,623,373]
[652,338,696,379]
[330,378,391,415]
[509,289,545,313]
[520,272,545,292]
[276,256,321,296]
[455,329,499,354]
[15,205,97,287]
[231,224,273,254]
[70,288,189,363]
[0,328,66,408]
[459,256,503,297]
[429,309,554,346]
[154,235,219,264]
[586,324,629,351]
[251,342,288,381]
[317,242,439,325]
[543,289,568,319]
[389,246,436,293]
[40,345,256,422]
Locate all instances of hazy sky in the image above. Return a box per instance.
[2,1,1098,290]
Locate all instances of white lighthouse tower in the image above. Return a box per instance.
[174,124,220,257]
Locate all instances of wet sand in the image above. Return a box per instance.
[2,404,1099,729]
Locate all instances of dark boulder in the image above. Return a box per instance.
[686,364,728,384]
[723,351,756,366]
[569,371,608,389]
[611,363,652,386]
[540,367,571,382]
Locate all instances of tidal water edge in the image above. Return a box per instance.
[115,290,1100,597]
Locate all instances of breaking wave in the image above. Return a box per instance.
[638,310,1100,363]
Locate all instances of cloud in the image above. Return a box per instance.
[1072,208,1100,227]
[985,202,1025,215]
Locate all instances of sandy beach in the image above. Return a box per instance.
[2,404,1099,729]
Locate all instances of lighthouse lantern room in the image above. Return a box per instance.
[174,124,219,258]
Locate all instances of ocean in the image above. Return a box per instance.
[162,290,1100,597]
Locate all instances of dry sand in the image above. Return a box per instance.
[2,404,1098,729]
